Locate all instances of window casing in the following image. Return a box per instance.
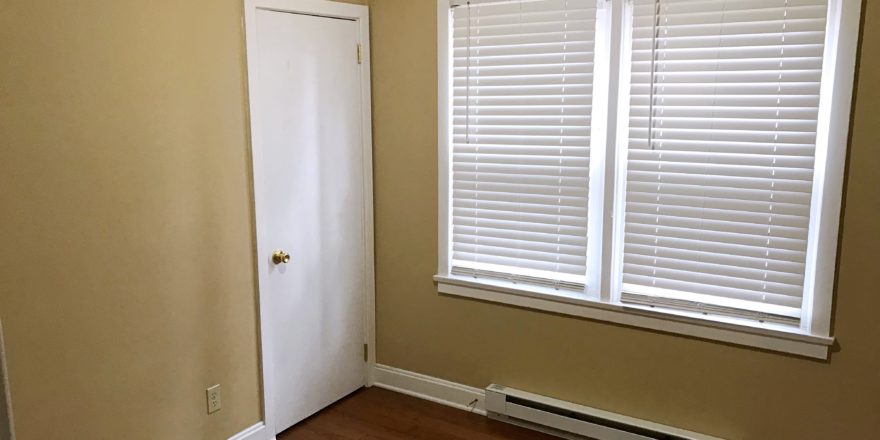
[436,0,860,358]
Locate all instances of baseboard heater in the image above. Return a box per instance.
[485,384,723,440]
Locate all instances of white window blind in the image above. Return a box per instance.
[450,0,599,290]
[620,0,828,324]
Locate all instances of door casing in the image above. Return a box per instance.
[242,0,375,436]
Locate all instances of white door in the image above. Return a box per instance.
[252,7,367,435]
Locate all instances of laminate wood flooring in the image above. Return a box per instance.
[277,387,558,440]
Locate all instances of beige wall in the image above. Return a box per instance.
[369,1,880,439]
[1,0,374,438]
[0,1,265,439]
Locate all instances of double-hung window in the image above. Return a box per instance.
[436,0,861,358]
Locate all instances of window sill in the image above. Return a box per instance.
[433,275,834,359]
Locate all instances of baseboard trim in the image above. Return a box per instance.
[0,321,15,440]
[228,422,268,440]
[372,364,487,415]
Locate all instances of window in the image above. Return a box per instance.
[449,0,597,290]
[620,0,830,326]
[436,0,860,359]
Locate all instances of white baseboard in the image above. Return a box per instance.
[0,321,15,440]
[372,364,487,415]
[228,422,269,440]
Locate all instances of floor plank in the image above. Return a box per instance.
[277,387,558,440]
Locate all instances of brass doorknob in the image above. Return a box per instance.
[272,250,290,265]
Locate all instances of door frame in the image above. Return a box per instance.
[242,0,374,437]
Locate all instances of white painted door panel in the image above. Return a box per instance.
[253,9,365,434]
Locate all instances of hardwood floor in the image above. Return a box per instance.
[277,387,557,439]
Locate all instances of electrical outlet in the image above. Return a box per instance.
[206,384,221,414]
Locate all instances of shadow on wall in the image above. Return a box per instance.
[0,322,13,440]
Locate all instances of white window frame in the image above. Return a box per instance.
[435,0,862,359]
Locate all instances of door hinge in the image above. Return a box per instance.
[363,343,368,362]
[356,43,363,65]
